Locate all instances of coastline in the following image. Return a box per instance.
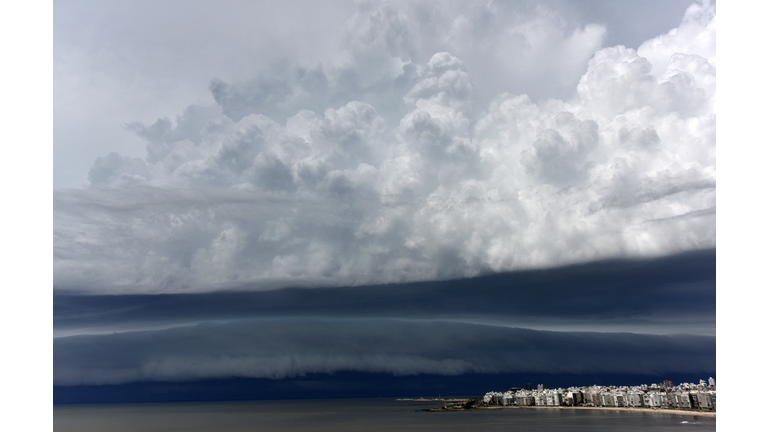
[480,405,715,417]
[423,401,715,417]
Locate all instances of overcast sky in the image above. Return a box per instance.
[52,0,716,400]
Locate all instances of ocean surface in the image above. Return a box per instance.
[53,398,716,431]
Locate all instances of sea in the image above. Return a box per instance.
[53,398,716,431]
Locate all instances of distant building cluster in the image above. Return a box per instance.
[483,378,716,411]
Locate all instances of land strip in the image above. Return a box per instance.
[427,402,715,417]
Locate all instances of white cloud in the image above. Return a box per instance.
[637,0,716,75]
[53,1,716,294]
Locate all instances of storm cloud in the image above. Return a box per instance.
[54,249,715,337]
[54,318,715,386]
[52,1,716,400]
[53,249,716,392]
[53,1,716,295]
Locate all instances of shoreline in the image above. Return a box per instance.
[397,398,467,402]
[496,405,715,417]
[425,402,715,417]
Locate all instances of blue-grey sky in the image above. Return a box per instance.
[53,249,716,399]
[52,0,716,401]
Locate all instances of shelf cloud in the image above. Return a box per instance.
[54,318,715,386]
[53,2,716,400]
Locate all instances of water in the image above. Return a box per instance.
[54,398,716,432]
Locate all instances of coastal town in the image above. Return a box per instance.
[478,378,716,412]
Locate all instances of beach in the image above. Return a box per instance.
[426,400,716,417]
[495,405,716,417]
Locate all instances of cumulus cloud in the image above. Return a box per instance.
[54,1,716,294]
[53,319,715,386]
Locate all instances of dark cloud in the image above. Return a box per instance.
[54,318,715,386]
[54,249,715,336]
[54,371,714,404]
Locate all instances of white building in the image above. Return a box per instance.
[626,391,644,407]
[483,391,503,405]
[643,391,668,408]
[544,390,562,406]
[671,392,692,409]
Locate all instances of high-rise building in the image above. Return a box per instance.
[524,383,532,391]
[708,377,716,386]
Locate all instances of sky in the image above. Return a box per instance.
[51,0,718,403]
